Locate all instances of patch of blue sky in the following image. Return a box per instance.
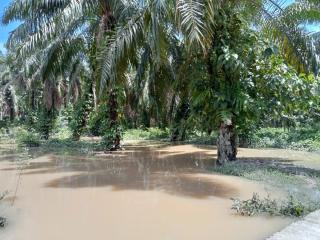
[0,0,20,53]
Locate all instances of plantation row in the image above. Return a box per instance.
[0,0,319,164]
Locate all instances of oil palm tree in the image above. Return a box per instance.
[2,0,319,157]
[170,0,320,164]
[2,0,140,141]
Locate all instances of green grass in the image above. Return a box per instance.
[213,160,320,217]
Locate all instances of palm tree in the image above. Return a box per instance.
[2,0,319,158]
[171,0,320,164]
[0,53,23,122]
[2,0,140,141]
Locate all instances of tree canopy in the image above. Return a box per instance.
[0,0,319,163]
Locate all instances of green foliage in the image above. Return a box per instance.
[35,108,57,140]
[70,90,94,140]
[250,127,320,151]
[214,158,320,216]
[246,55,320,128]
[0,0,319,154]
[123,128,170,141]
[232,193,315,217]
[53,126,72,140]
[98,88,125,150]
[101,125,123,149]
[188,9,259,135]
[16,128,41,147]
[0,120,8,130]
[87,102,108,137]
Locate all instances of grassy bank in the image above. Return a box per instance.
[214,160,320,217]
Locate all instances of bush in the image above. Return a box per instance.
[249,127,320,151]
[0,120,8,130]
[35,108,57,140]
[232,193,317,217]
[16,128,41,147]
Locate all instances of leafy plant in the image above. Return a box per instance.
[249,127,320,151]
[16,128,41,147]
[232,193,316,217]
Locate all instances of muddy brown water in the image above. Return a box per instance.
[0,142,296,240]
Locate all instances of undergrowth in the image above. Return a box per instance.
[123,128,170,141]
[249,127,320,152]
[214,160,320,217]
[232,193,318,217]
[16,128,41,147]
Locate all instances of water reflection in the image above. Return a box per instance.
[3,145,240,199]
[0,143,294,240]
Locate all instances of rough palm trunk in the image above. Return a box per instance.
[170,96,189,142]
[108,89,121,151]
[217,120,237,165]
[41,107,55,140]
[4,87,15,121]
[30,90,35,110]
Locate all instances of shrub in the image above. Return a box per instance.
[232,193,316,217]
[249,127,320,151]
[16,128,41,147]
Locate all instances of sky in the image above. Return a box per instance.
[0,0,319,53]
[0,0,20,53]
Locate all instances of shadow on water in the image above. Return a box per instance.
[1,144,246,199]
[2,143,319,199]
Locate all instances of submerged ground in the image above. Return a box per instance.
[0,140,319,240]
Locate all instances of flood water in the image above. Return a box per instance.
[0,142,294,240]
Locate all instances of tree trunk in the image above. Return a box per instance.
[170,99,189,142]
[108,89,121,151]
[41,108,55,140]
[9,107,15,122]
[217,120,237,165]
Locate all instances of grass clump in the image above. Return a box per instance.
[232,193,316,217]
[214,160,320,217]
